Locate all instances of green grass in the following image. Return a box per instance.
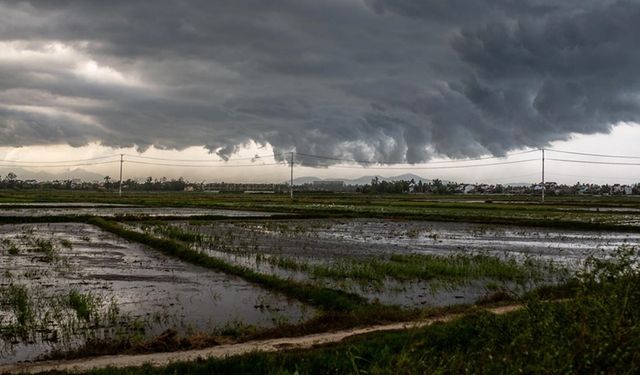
[33,238,58,262]
[2,238,20,255]
[67,290,97,321]
[152,224,204,243]
[60,238,73,249]
[270,253,560,284]
[2,284,34,328]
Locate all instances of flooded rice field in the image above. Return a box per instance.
[0,223,311,364]
[170,219,640,266]
[3,215,638,364]
[0,207,278,218]
[129,218,640,308]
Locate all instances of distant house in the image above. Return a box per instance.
[70,179,82,189]
[463,185,475,194]
[408,181,417,193]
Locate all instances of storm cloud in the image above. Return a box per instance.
[1,0,638,164]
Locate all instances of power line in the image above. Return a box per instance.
[0,155,119,164]
[0,160,120,168]
[546,149,640,159]
[546,172,640,182]
[2,149,638,171]
[125,160,283,168]
[123,152,287,163]
[547,158,640,166]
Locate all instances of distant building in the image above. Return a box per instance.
[463,185,475,194]
[408,181,417,193]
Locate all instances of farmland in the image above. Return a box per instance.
[1,191,639,373]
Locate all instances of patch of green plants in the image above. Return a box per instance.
[2,284,34,328]
[260,252,559,286]
[67,290,98,321]
[33,238,57,262]
[60,239,73,249]
[1,238,20,255]
[152,224,204,243]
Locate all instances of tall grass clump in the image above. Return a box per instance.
[34,238,57,262]
[67,290,98,321]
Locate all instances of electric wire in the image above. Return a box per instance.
[547,158,640,166]
[1,149,639,178]
[123,152,287,163]
[125,160,282,168]
[0,155,119,164]
[0,161,120,168]
[546,148,640,159]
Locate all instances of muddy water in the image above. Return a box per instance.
[0,223,312,364]
[0,207,277,218]
[179,219,640,266]
[163,219,639,307]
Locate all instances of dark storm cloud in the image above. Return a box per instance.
[0,0,638,164]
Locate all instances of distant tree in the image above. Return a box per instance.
[104,176,111,189]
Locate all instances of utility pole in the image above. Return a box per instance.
[290,151,294,200]
[118,154,123,197]
[541,148,545,203]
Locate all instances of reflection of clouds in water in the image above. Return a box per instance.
[311,220,640,264]
[0,222,311,364]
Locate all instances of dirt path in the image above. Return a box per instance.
[1,305,522,374]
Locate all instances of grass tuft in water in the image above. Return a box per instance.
[67,290,98,321]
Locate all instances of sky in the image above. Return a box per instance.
[1,0,639,185]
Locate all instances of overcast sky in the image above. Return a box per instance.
[1,0,639,184]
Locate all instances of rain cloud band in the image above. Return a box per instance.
[0,0,638,164]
